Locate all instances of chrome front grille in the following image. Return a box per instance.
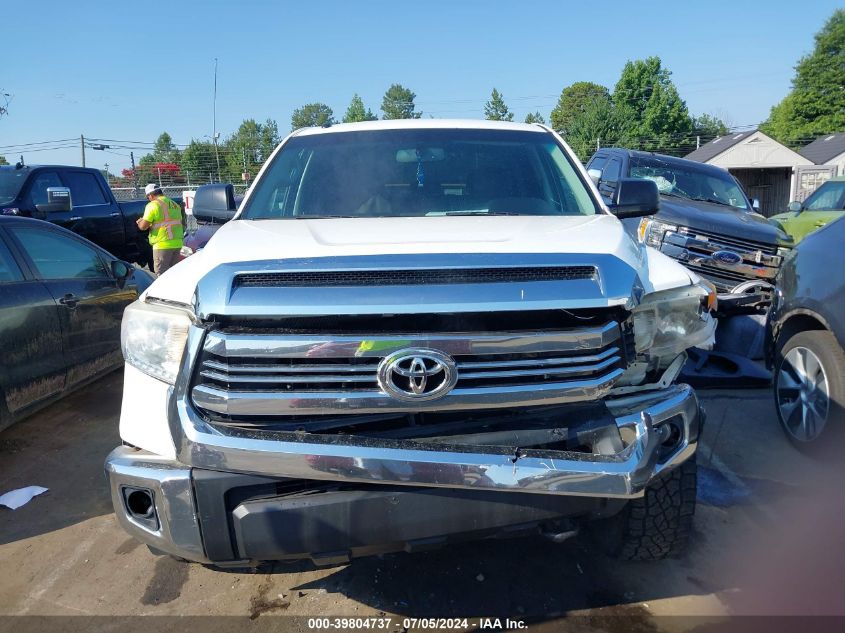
[191,321,628,418]
[676,227,778,256]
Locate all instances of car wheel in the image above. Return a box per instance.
[594,454,697,561]
[774,330,845,452]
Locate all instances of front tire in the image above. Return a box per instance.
[597,455,697,561]
[774,329,845,453]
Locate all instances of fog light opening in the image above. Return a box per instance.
[124,488,155,519]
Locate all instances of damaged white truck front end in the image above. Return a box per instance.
[106,120,714,566]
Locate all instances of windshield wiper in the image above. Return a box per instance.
[690,197,736,208]
[438,211,520,216]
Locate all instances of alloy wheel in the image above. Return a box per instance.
[777,346,830,442]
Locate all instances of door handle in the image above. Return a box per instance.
[110,212,121,217]
[68,216,82,221]
[59,294,78,308]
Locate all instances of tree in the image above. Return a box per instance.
[0,155,7,165]
[259,118,281,159]
[692,113,729,140]
[564,96,620,162]
[550,82,610,135]
[291,103,335,130]
[612,57,692,153]
[524,112,546,124]
[381,84,421,119]
[761,9,845,145]
[181,139,220,183]
[484,88,513,121]
[343,94,378,123]
[224,118,262,181]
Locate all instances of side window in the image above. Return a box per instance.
[587,156,607,173]
[63,171,108,206]
[28,171,63,206]
[9,227,110,280]
[0,237,24,282]
[602,159,622,184]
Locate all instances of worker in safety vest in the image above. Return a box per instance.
[136,183,184,275]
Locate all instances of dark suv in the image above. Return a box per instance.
[587,149,793,310]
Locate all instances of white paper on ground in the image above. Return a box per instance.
[0,486,49,510]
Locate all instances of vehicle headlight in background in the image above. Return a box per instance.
[121,301,192,384]
[633,282,716,357]
[638,219,677,247]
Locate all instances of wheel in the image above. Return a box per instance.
[774,329,845,453]
[596,455,697,561]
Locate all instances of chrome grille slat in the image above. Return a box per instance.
[202,359,377,374]
[677,227,779,256]
[200,370,377,384]
[458,356,620,380]
[456,346,619,370]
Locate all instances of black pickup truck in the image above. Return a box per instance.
[0,163,156,266]
[586,148,793,311]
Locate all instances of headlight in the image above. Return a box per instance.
[638,219,677,247]
[633,282,716,357]
[121,300,192,384]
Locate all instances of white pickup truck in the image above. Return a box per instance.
[107,120,715,566]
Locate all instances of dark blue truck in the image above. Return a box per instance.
[0,163,158,266]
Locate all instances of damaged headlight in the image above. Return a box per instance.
[633,282,717,357]
[638,219,677,247]
[121,300,192,384]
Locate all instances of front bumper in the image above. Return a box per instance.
[106,383,702,564]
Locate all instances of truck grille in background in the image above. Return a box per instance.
[190,320,628,422]
[234,266,597,288]
[676,227,779,256]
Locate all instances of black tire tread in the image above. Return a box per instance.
[614,455,697,561]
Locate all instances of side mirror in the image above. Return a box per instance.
[34,186,73,215]
[609,178,659,219]
[111,260,132,287]
[192,183,237,223]
[751,198,761,212]
[787,201,802,213]
[587,168,602,187]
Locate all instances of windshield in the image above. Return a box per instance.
[241,129,599,219]
[0,168,28,206]
[629,156,749,210]
[802,180,845,211]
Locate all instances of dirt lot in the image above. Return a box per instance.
[1,369,843,627]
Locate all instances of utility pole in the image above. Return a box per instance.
[104,162,109,184]
[213,58,221,183]
[696,136,701,149]
[130,151,137,194]
[596,137,600,152]
[80,134,86,167]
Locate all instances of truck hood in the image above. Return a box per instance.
[143,215,695,312]
[655,197,792,246]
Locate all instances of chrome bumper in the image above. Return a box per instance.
[106,383,701,563]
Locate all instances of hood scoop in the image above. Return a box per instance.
[194,253,641,319]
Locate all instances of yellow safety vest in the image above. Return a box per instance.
[144,195,184,250]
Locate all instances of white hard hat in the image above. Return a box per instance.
[144,183,160,196]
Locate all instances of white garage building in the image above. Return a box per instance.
[685,130,820,216]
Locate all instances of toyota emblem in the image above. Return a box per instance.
[377,349,458,401]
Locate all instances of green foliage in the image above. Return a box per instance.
[692,113,729,141]
[381,84,422,120]
[291,103,335,130]
[484,88,513,121]
[524,112,546,124]
[0,155,8,165]
[761,9,845,145]
[343,94,378,123]
[613,57,692,153]
[259,118,281,160]
[550,82,610,135]
[180,140,219,183]
[564,95,619,162]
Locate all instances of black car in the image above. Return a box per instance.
[586,149,793,311]
[0,215,154,431]
[767,216,845,451]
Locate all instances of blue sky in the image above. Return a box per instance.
[2,0,841,171]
